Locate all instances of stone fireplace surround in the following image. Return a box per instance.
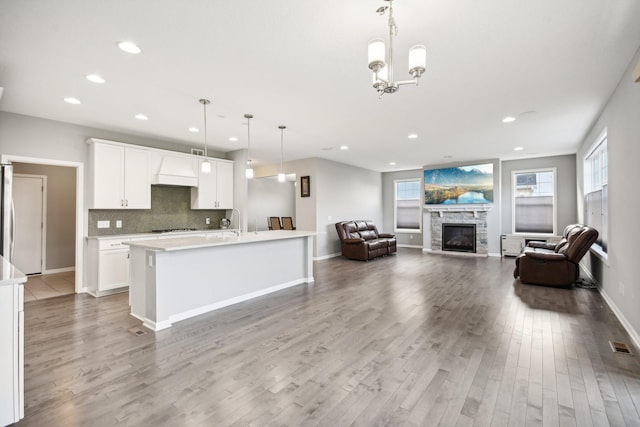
[424,206,491,255]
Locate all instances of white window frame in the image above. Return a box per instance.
[394,178,422,233]
[511,167,557,236]
[583,128,608,261]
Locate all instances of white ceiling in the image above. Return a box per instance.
[1,0,639,172]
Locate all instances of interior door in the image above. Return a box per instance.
[13,176,44,274]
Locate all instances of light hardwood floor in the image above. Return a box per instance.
[15,249,640,426]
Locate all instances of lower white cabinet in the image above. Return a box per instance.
[87,237,132,297]
[0,282,24,426]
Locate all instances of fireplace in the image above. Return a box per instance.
[442,223,476,253]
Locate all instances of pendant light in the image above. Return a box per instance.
[278,125,286,183]
[199,98,211,174]
[244,113,254,179]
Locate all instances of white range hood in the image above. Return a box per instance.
[153,154,198,187]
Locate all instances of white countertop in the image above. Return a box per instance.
[87,229,240,240]
[125,230,315,252]
[0,255,27,286]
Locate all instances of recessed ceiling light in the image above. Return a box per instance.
[340,145,349,150]
[408,133,418,139]
[85,74,105,84]
[188,127,199,133]
[134,114,148,121]
[229,137,238,142]
[117,41,141,54]
[64,97,81,105]
[502,116,516,123]
[514,146,524,151]
[389,162,396,166]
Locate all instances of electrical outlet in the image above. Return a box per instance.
[206,218,210,225]
[116,220,122,228]
[97,220,110,229]
[327,215,332,221]
[409,235,414,240]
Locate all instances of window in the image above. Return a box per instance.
[512,168,556,234]
[394,179,421,231]
[584,131,607,254]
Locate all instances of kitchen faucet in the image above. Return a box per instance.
[231,208,241,236]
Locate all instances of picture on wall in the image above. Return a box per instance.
[424,163,494,205]
[301,176,310,197]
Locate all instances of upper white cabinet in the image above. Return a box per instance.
[89,140,150,209]
[191,158,234,209]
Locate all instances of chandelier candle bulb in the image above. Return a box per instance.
[408,45,427,77]
[368,39,386,71]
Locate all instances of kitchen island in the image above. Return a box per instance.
[126,230,315,331]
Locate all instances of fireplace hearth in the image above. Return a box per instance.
[442,223,476,253]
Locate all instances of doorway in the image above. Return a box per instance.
[12,174,46,275]
[1,155,84,294]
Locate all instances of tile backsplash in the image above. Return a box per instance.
[88,186,227,236]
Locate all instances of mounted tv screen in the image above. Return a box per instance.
[424,163,494,205]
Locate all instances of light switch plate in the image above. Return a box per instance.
[97,220,110,229]
[116,220,122,228]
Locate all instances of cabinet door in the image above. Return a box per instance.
[124,147,150,209]
[216,161,234,209]
[191,159,218,209]
[99,250,130,291]
[92,143,124,208]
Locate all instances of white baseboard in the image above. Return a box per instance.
[314,252,340,261]
[43,266,75,274]
[398,244,422,249]
[580,264,640,351]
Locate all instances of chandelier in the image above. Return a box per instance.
[367,0,426,97]
[199,98,211,174]
[244,113,254,179]
[278,125,286,183]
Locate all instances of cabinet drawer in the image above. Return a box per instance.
[98,238,130,250]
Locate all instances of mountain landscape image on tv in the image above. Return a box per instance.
[424,163,494,205]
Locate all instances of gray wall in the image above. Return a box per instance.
[576,48,640,345]
[422,159,502,255]
[382,169,423,247]
[255,157,382,259]
[501,154,577,235]
[247,177,296,231]
[315,158,382,258]
[13,162,76,271]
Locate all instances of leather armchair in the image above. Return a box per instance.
[335,220,396,261]
[514,224,598,286]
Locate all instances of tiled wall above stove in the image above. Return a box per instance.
[88,186,226,236]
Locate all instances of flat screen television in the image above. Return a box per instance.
[424,163,493,205]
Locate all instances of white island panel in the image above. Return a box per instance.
[128,231,314,330]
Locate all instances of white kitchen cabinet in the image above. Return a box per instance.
[89,140,150,209]
[0,262,25,426]
[87,237,133,296]
[191,158,234,209]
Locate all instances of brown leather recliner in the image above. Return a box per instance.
[513,224,599,286]
[335,220,397,261]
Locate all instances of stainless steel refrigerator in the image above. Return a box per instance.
[1,163,14,262]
